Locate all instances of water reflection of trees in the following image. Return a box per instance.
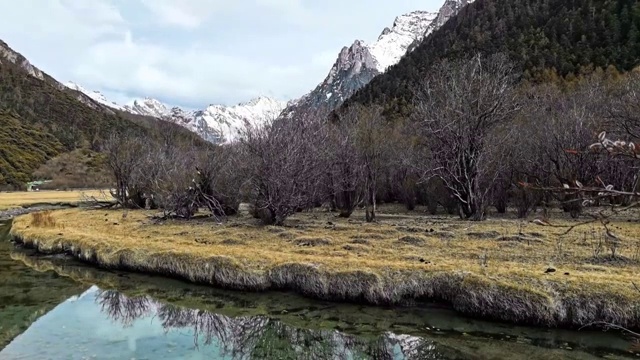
[95,289,446,359]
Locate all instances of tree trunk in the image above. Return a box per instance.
[495,198,507,214]
[365,187,376,222]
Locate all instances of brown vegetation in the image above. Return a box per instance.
[0,189,112,211]
[98,56,640,231]
[32,149,113,190]
[29,211,56,228]
[10,205,640,330]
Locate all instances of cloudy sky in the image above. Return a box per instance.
[0,0,442,109]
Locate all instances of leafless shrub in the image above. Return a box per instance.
[325,106,367,218]
[101,126,241,220]
[351,104,391,222]
[239,115,326,225]
[101,132,155,209]
[411,53,521,220]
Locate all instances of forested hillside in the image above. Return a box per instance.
[0,41,205,189]
[344,0,640,118]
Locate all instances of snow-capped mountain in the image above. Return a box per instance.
[65,82,125,111]
[281,1,472,120]
[193,96,287,143]
[64,83,287,144]
[370,11,438,71]
[123,97,174,118]
[121,95,287,143]
[425,0,474,36]
[408,0,475,53]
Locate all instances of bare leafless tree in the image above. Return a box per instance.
[239,115,327,225]
[412,54,521,220]
[102,132,157,209]
[354,104,390,222]
[325,106,367,218]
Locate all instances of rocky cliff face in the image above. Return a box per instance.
[281,2,471,121]
[370,10,438,71]
[281,40,379,120]
[0,40,112,112]
[426,0,474,35]
[0,40,44,81]
[408,0,475,53]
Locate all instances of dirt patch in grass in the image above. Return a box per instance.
[427,231,456,239]
[220,239,246,246]
[350,234,385,241]
[9,205,640,330]
[467,231,501,239]
[496,235,543,244]
[349,238,371,245]
[293,237,332,247]
[396,236,427,246]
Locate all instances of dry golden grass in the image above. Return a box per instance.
[10,204,640,329]
[0,189,112,210]
[29,211,56,227]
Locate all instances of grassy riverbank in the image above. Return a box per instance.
[0,190,111,210]
[11,251,637,359]
[9,205,640,329]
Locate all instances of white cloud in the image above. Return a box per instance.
[138,0,225,29]
[0,0,125,43]
[255,0,314,24]
[73,33,310,106]
[0,0,439,108]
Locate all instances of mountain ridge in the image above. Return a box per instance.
[279,2,471,121]
[343,0,640,119]
[64,82,287,144]
[0,39,202,188]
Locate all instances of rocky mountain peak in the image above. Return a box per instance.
[378,27,392,39]
[424,0,475,37]
[0,40,44,80]
[124,97,170,118]
[332,40,378,79]
[370,10,437,71]
[280,7,446,121]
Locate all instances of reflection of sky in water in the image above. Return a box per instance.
[1,286,228,360]
[1,286,419,360]
[0,228,637,360]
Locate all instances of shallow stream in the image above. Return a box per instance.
[0,220,637,359]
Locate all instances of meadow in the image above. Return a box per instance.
[0,190,111,210]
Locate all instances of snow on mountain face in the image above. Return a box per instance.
[65,82,286,144]
[425,0,474,36]
[124,97,171,118]
[65,82,124,111]
[0,41,106,112]
[195,96,287,143]
[122,95,287,143]
[280,2,468,121]
[370,11,437,71]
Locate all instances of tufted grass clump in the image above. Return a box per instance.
[30,211,56,228]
